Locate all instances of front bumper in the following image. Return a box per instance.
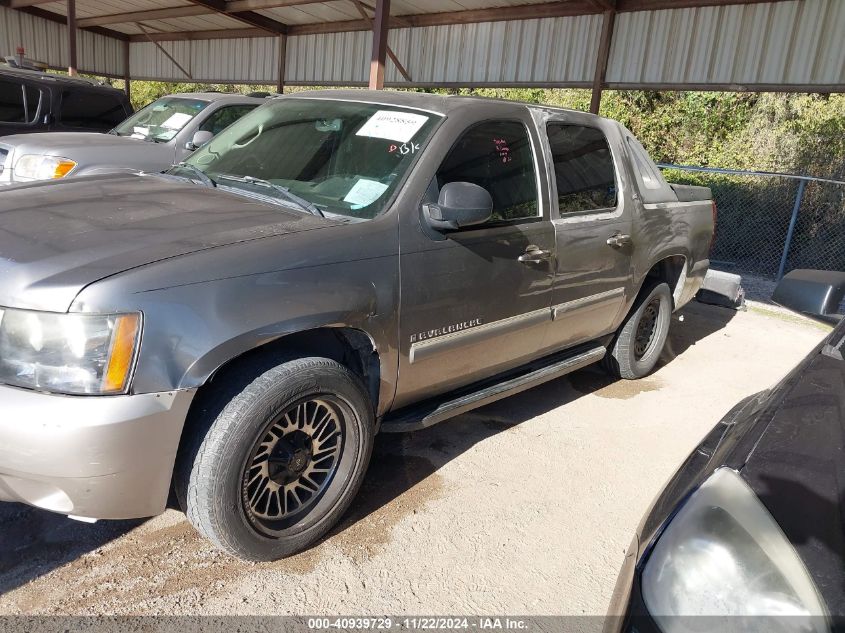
[0,384,195,520]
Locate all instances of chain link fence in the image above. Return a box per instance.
[659,164,845,301]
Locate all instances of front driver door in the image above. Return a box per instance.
[393,116,556,409]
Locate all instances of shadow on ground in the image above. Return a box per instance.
[0,301,737,600]
[0,503,144,596]
[331,300,738,540]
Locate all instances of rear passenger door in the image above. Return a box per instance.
[544,119,634,350]
[394,116,556,408]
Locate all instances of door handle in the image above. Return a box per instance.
[518,245,552,263]
[606,233,633,248]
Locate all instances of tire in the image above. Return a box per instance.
[175,356,374,561]
[604,281,672,380]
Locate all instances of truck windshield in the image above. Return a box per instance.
[112,97,208,142]
[182,98,442,220]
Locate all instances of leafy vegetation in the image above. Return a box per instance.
[105,78,845,179]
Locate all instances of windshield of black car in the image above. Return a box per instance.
[183,99,442,220]
[113,97,208,142]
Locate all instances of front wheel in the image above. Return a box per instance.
[604,281,672,380]
[177,357,374,561]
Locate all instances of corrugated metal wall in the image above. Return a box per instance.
[3,0,844,89]
[131,37,281,83]
[607,0,845,86]
[130,14,602,86]
[383,16,601,86]
[0,5,123,77]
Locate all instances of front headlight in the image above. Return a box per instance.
[642,467,828,633]
[0,308,140,395]
[14,154,77,181]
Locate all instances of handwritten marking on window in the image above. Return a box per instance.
[388,142,420,155]
[493,138,513,164]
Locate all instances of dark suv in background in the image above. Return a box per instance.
[0,66,132,137]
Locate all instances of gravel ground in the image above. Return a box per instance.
[0,301,830,616]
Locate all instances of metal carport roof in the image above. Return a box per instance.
[1,0,843,112]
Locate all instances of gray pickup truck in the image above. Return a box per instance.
[0,91,713,561]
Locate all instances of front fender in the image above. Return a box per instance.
[69,214,401,399]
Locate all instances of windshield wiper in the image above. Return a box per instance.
[172,163,216,188]
[215,174,324,217]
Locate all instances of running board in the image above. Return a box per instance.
[381,344,606,433]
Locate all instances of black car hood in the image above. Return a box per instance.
[740,323,845,616]
[0,173,336,312]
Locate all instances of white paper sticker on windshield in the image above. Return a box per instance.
[161,112,193,130]
[355,110,429,143]
[343,179,389,207]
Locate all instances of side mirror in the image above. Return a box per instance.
[772,269,845,324]
[186,130,214,151]
[422,181,493,231]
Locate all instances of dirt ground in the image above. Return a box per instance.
[0,301,830,616]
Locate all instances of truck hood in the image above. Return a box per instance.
[0,132,174,179]
[0,173,337,312]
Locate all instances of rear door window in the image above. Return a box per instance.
[0,80,41,124]
[60,90,127,129]
[546,123,617,214]
[436,120,539,222]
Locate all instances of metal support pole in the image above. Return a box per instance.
[66,0,78,76]
[368,0,390,90]
[123,39,131,100]
[276,33,287,93]
[777,178,807,280]
[590,8,615,114]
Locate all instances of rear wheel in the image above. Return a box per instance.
[604,281,672,380]
[176,357,374,561]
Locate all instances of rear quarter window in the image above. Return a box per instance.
[626,136,671,194]
[60,90,127,129]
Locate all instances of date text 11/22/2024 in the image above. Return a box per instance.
[307,618,530,630]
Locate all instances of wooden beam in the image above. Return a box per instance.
[617,0,791,10]
[78,6,210,28]
[276,33,287,92]
[185,0,289,34]
[128,28,263,42]
[351,0,411,82]
[138,22,193,79]
[368,0,390,89]
[66,0,77,76]
[5,4,130,40]
[8,0,54,7]
[127,0,598,40]
[122,0,796,42]
[590,8,616,114]
[226,0,333,9]
[357,0,411,27]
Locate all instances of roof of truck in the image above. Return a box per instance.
[0,65,126,93]
[286,89,597,120]
[169,91,272,103]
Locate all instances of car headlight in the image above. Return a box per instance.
[642,467,828,633]
[0,308,141,395]
[14,154,77,181]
